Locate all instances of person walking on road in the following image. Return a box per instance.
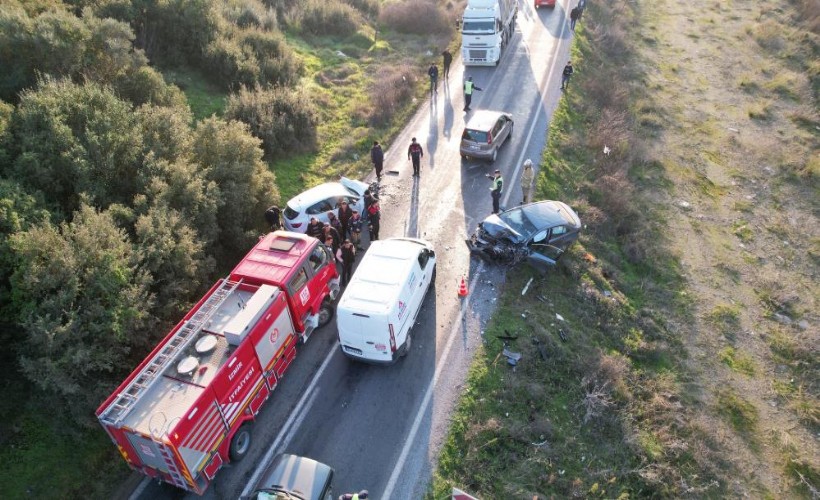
[463,76,483,111]
[408,137,424,177]
[428,63,439,95]
[488,169,504,214]
[370,141,384,181]
[520,159,535,204]
[570,6,580,31]
[367,201,381,242]
[336,239,356,286]
[561,61,574,90]
[442,49,452,79]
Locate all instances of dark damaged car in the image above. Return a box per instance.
[467,200,581,272]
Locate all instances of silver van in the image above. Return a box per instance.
[459,110,514,162]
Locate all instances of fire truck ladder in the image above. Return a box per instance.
[158,443,186,489]
[100,279,243,427]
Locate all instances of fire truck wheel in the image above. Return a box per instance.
[229,425,252,462]
[317,300,334,328]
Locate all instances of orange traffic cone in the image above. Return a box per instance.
[458,276,468,297]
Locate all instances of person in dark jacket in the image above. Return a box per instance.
[323,223,340,254]
[442,49,453,79]
[349,210,363,250]
[367,201,380,241]
[561,61,574,90]
[362,188,375,222]
[337,200,354,238]
[336,239,356,286]
[370,141,384,181]
[265,205,282,232]
[408,137,424,177]
[428,63,439,95]
[306,217,323,239]
[570,6,580,30]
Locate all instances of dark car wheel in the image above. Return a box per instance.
[229,424,252,462]
[401,333,412,357]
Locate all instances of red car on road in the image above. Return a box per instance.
[535,0,556,8]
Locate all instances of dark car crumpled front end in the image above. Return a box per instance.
[467,201,581,268]
[467,217,528,264]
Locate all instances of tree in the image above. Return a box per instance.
[0,179,50,331]
[225,85,318,158]
[134,204,213,319]
[191,117,278,262]
[9,203,155,426]
[10,78,144,216]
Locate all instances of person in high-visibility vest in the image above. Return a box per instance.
[487,168,504,214]
[463,76,483,111]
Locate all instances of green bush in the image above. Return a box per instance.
[296,0,360,37]
[379,0,452,35]
[225,85,318,158]
[204,36,262,88]
[240,29,302,85]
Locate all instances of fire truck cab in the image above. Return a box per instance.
[96,231,339,495]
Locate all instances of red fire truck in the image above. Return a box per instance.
[96,231,340,494]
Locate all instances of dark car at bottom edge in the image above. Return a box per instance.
[245,454,334,500]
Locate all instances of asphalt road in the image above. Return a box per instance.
[130,2,573,499]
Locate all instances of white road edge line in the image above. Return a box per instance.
[381,262,485,499]
[239,341,339,498]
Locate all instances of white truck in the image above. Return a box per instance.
[461,0,517,66]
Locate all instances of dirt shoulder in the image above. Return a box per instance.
[637,0,818,496]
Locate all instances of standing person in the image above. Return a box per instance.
[336,239,356,286]
[264,205,281,231]
[561,60,574,90]
[370,141,384,181]
[487,169,504,214]
[327,211,342,234]
[306,217,323,239]
[407,137,424,177]
[569,6,580,31]
[442,49,452,79]
[338,200,354,238]
[362,188,375,223]
[367,201,380,242]
[520,159,535,204]
[323,223,340,254]
[463,76,483,111]
[428,63,439,95]
[349,210,363,250]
